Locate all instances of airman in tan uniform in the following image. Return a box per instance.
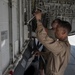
[34,11,72,75]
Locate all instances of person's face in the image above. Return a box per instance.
[55,26,68,41]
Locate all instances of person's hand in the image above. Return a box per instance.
[34,51,41,56]
[34,10,42,21]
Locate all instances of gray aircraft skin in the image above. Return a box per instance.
[0,0,75,75]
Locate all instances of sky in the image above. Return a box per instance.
[68,35,75,46]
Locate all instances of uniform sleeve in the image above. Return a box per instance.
[40,51,50,60]
[36,21,64,55]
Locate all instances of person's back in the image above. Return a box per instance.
[45,40,70,75]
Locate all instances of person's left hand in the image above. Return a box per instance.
[34,51,41,56]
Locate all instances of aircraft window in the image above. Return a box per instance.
[68,35,75,45]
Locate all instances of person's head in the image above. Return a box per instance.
[55,21,72,41]
[51,18,61,30]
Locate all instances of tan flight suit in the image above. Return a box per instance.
[47,29,56,40]
[36,21,71,75]
[39,29,57,70]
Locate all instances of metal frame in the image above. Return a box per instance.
[8,0,13,64]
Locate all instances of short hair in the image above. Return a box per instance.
[51,18,61,26]
[60,21,72,33]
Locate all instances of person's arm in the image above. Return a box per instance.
[36,21,64,55]
[34,11,64,55]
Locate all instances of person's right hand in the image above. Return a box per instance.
[34,10,42,21]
